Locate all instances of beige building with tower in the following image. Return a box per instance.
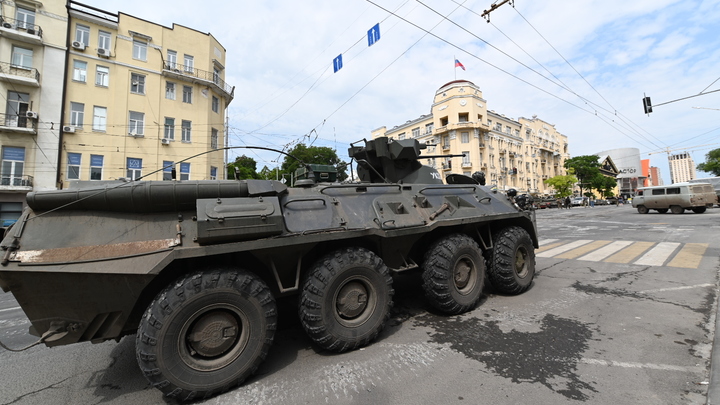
[668,152,696,184]
[371,80,569,195]
[0,0,67,226]
[61,1,234,187]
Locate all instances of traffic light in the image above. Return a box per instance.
[643,96,653,114]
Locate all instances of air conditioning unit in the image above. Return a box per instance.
[71,41,86,50]
[25,111,38,119]
[26,28,36,35]
[63,126,75,133]
[161,138,170,145]
[97,48,110,57]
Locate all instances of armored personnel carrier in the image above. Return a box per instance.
[0,137,537,400]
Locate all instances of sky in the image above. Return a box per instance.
[88,0,720,183]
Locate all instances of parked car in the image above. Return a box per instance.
[594,198,609,205]
[571,197,588,206]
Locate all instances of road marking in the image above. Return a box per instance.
[0,306,21,313]
[666,243,709,268]
[537,240,593,258]
[536,241,565,253]
[634,242,681,266]
[578,240,634,262]
[580,358,702,373]
[539,238,559,246]
[555,240,612,259]
[603,241,655,264]
[639,283,715,294]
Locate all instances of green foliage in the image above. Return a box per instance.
[564,155,602,195]
[281,144,348,181]
[697,148,720,176]
[594,175,619,198]
[226,155,259,180]
[544,174,578,198]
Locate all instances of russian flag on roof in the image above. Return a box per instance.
[455,59,466,70]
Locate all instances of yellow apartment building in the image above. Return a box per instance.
[371,80,569,195]
[61,1,233,187]
[0,0,67,225]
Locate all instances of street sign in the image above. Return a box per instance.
[333,54,343,73]
[367,23,380,46]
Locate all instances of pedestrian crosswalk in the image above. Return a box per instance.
[537,239,709,268]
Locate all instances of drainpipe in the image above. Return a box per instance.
[56,0,73,189]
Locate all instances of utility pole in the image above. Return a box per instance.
[481,0,514,23]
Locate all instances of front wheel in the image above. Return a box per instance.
[299,247,393,352]
[487,226,536,295]
[136,269,277,401]
[422,234,485,315]
[692,207,707,214]
[637,205,648,214]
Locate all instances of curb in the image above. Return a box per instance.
[708,282,720,405]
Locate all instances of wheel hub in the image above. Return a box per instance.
[336,281,368,319]
[454,260,472,289]
[186,310,238,357]
[515,247,528,278]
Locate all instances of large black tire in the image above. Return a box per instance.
[421,234,485,315]
[136,269,276,401]
[671,205,684,214]
[637,205,648,214]
[299,247,393,352]
[692,207,707,214]
[487,226,536,295]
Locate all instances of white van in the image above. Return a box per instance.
[632,182,717,214]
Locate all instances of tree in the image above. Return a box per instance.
[281,144,348,181]
[590,174,618,198]
[697,148,720,176]
[226,155,259,180]
[543,174,578,198]
[564,155,601,196]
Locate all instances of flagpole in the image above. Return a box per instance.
[454,55,456,80]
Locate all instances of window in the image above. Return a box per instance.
[181,120,191,142]
[75,24,90,45]
[131,73,145,94]
[495,123,502,131]
[6,91,29,127]
[132,40,147,61]
[73,60,87,82]
[212,96,219,113]
[0,202,23,226]
[213,67,220,84]
[90,155,103,180]
[128,111,144,136]
[652,189,665,195]
[167,50,177,69]
[67,153,81,180]
[184,54,194,72]
[1,147,25,186]
[425,123,434,134]
[166,82,176,100]
[211,128,218,149]
[398,133,405,140]
[163,160,174,181]
[95,66,109,87]
[667,187,681,195]
[127,158,142,180]
[440,116,448,126]
[70,102,84,127]
[505,125,511,134]
[210,166,218,180]
[98,30,111,50]
[182,85,192,103]
[412,128,420,138]
[442,136,450,149]
[164,118,175,140]
[15,7,35,29]
[462,151,471,166]
[461,132,469,143]
[180,163,190,180]
[459,113,469,122]
[92,106,106,131]
[11,46,33,68]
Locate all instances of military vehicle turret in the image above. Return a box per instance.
[0,137,537,401]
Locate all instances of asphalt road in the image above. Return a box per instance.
[0,204,718,405]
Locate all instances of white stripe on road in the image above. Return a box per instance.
[536,240,593,258]
[577,240,634,262]
[634,242,681,266]
[539,238,559,246]
[0,306,20,313]
[580,358,702,373]
[639,284,715,294]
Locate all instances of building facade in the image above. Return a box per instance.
[649,166,663,186]
[668,152,696,184]
[0,0,67,226]
[597,148,645,197]
[371,80,569,195]
[61,1,233,187]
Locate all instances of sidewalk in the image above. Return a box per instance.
[708,287,720,404]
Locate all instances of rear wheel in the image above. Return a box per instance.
[692,207,707,213]
[637,206,648,214]
[656,208,668,214]
[487,226,536,295]
[136,269,276,401]
[670,205,684,214]
[422,234,485,315]
[299,247,393,352]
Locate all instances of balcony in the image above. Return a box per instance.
[0,175,33,192]
[441,162,452,170]
[0,16,43,45]
[0,113,37,134]
[461,162,472,168]
[162,62,234,102]
[0,61,40,87]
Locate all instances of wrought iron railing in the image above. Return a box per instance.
[162,62,234,97]
[0,16,43,38]
[0,112,36,130]
[0,174,33,187]
[0,60,40,82]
